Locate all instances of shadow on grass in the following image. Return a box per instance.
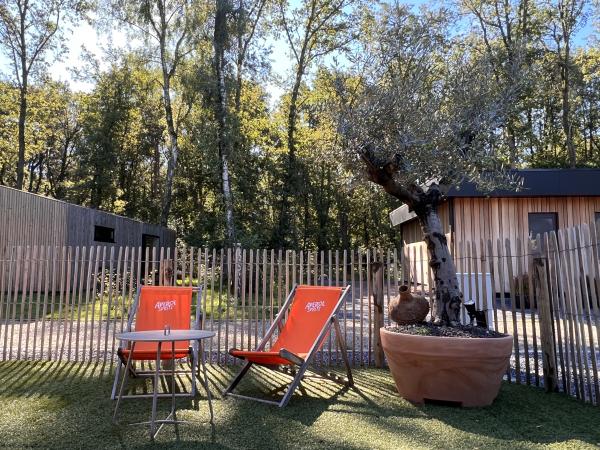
[1,360,600,449]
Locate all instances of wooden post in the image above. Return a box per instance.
[532,240,558,393]
[371,261,385,368]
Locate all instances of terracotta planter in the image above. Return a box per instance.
[380,327,513,407]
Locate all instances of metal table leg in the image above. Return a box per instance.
[150,341,162,439]
[170,341,177,426]
[113,341,136,422]
[199,340,214,427]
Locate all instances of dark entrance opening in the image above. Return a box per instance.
[141,234,160,282]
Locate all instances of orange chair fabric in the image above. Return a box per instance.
[120,286,193,361]
[229,285,344,365]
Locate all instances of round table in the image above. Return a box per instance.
[113,329,216,439]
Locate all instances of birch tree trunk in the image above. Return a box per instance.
[214,0,236,244]
[160,70,179,226]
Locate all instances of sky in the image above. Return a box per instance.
[1,1,597,106]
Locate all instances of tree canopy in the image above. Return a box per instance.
[0,0,599,249]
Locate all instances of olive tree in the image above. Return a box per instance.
[338,4,522,325]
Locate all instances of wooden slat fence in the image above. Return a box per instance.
[1,223,599,405]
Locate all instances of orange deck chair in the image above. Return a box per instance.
[110,285,205,401]
[223,284,354,407]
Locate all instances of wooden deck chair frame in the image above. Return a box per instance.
[110,285,204,401]
[223,284,354,407]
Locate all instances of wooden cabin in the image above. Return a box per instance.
[0,185,176,252]
[389,169,600,293]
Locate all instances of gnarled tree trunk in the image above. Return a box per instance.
[412,191,462,325]
[360,146,463,325]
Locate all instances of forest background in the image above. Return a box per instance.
[1,0,599,249]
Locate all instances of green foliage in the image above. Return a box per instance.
[1,1,600,249]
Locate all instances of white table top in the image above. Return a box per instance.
[116,329,215,342]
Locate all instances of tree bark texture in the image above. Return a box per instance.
[360,146,463,324]
[17,81,27,190]
[414,197,462,325]
[16,14,28,190]
[158,1,180,226]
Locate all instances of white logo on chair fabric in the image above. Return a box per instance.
[305,300,325,312]
[154,300,176,312]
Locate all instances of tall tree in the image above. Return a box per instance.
[462,0,542,167]
[339,5,521,324]
[213,0,236,243]
[110,0,199,225]
[232,0,267,113]
[0,0,85,189]
[547,0,587,167]
[274,0,359,247]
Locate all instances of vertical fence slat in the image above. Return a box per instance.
[570,227,592,402]
[547,232,568,394]
[527,241,540,387]
[269,249,274,342]
[342,249,348,362]
[90,247,103,362]
[248,249,254,351]
[586,222,600,403]
[553,230,576,397]
[516,238,531,385]
[486,240,499,332]
[3,246,18,361]
[0,246,7,359]
[261,249,267,354]
[532,237,557,393]
[351,249,356,366]
[566,228,588,400]
[209,248,217,363]
[225,248,231,365]
[558,229,582,399]
[232,247,239,359]
[17,246,31,360]
[74,246,87,362]
[505,239,522,384]
[46,247,58,361]
[100,247,114,365]
[254,250,260,351]
[39,246,51,360]
[81,246,95,362]
[58,246,72,361]
[575,226,597,402]
[358,248,364,367]
[239,248,246,352]
[25,246,39,360]
[496,239,511,382]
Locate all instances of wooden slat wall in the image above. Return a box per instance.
[402,197,600,292]
[454,197,600,291]
[0,185,175,251]
[452,197,600,255]
[401,202,451,244]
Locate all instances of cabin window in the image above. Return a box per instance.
[94,225,115,243]
[528,213,558,240]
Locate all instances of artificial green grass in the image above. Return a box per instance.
[0,361,599,449]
